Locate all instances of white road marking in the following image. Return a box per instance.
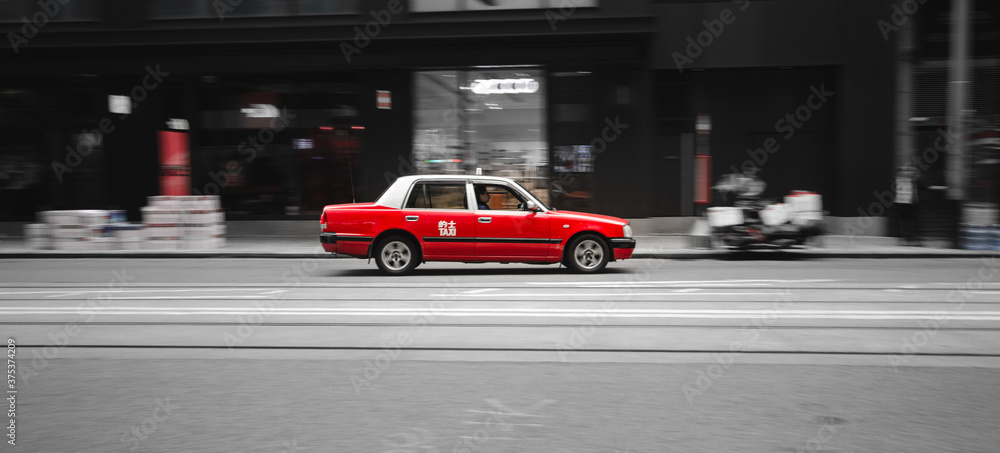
[464,410,551,418]
[526,279,839,286]
[462,421,544,427]
[0,290,99,296]
[3,307,1000,320]
[1,288,274,297]
[566,283,780,288]
[923,282,1000,288]
[463,288,499,294]
[458,436,528,441]
[80,295,284,300]
[430,292,786,297]
[673,288,701,293]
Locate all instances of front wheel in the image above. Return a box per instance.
[564,234,610,273]
[374,236,420,276]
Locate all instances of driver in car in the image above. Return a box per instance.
[475,185,491,210]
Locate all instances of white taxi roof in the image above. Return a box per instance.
[375,175,527,209]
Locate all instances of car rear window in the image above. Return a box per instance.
[405,183,468,210]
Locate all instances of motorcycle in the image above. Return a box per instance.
[708,173,825,249]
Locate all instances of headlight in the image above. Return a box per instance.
[623,224,633,238]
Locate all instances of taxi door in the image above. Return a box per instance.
[400,181,477,259]
[472,183,552,259]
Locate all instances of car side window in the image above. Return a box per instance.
[406,182,468,210]
[476,184,529,211]
[405,183,428,208]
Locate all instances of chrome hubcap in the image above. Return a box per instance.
[574,240,604,270]
[381,241,411,271]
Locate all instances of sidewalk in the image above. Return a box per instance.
[0,234,992,259]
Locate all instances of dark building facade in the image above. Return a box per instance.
[0,0,918,223]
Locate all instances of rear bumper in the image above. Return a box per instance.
[320,233,338,253]
[319,233,374,256]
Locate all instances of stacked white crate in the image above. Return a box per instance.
[27,198,224,251]
[143,197,183,250]
[185,196,225,249]
[206,196,226,249]
[23,223,51,250]
[91,210,131,251]
[143,196,224,250]
[109,223,146,250]
[38,210,109,251]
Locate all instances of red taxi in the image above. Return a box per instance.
[320,175,635,275]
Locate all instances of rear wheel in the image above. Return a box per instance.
[374,236,420,276]
[564,234,610,273]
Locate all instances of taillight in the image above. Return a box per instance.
[320,211,327,230]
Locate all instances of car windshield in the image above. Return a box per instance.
[511,180,553,211]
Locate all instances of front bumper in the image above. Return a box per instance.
[609,238,636,249]
[609,237,635,260]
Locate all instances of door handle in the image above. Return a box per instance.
[478,217,492,223]
[405,215,419,221]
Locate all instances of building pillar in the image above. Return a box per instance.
[896,12,915,169]
[947,0,973,201]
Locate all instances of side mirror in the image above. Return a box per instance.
[526,201,538,211]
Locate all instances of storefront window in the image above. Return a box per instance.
[413,68,549,204]
[0,78,108,219]
[550,70,595,211]
[194,77,361,217]
[0,96,47,218]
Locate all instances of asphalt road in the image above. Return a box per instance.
[2,257,999,452]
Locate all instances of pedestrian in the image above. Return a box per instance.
[893,164,920,246]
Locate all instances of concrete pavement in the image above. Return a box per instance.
[6,258,1000,452]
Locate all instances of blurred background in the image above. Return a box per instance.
[5,4,1000,452]
[1,0,998,243]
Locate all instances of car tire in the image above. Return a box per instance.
[374,236,420,276]
[564,234,610,273]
